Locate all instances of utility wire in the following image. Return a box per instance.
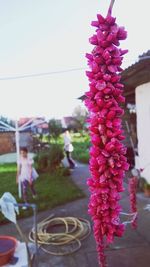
[0,67,86,81]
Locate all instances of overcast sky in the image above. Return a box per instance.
[0,0,150,119]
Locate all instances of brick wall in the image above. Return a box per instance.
[0,132,34,155]
[0,132,15,155]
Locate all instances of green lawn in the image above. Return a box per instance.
[72,133,90,164]
[42,131,90,164]
[0,163,85,224]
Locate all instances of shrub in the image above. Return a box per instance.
[34,151,49,172]
[35,144,64,172]
[48,119,62,142]
[78,152,89,164]
[144,182,150,190]
[72,132,90,164]
[136,177,146,192]
[49,144,64,170]
[54,166,71,176]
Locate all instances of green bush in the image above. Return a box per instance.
[49,144,64,170]
[35,144,64,172]
[34,151,49,172]
[77,152,89,164]
[72,132,90,164]
[55,166,71,176]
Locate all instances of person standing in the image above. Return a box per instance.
[63,129,76,169]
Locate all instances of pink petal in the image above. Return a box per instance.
[97,14,105,24]
[103,74,111,81]
[107,65,118,73]
[117,27,127,40]
[89,35,98,45]
[96,80,106,90]
[91,20,100,27]
[106,15,116,25]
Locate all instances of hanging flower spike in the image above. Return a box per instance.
[85,1,129,266]
[129,176,138,228]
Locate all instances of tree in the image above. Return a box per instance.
[72,105,88,131]
[0,116,15,130]
[48,119,62,142]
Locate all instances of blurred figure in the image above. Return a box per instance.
[16,147,38,203]
[63,129,75,169]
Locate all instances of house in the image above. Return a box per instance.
[121,50,150,182]
[0,117,48,154]
[61,116,77,129]
[18,117,48,134]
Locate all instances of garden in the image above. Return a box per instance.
[0,129,89,224]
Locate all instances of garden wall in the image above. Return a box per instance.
[0,132,15,155]
[0,132,34,155]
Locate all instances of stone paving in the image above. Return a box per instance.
[1,162,150,266]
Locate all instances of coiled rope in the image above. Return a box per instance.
[29,216,91,255]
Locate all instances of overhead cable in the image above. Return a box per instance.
[0,67,86,81]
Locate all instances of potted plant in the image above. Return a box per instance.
[144,182,150,197]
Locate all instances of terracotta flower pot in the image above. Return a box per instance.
[0,235,17,266]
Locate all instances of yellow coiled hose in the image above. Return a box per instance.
[29,215,91,255]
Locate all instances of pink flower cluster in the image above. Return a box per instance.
[85,11,129,267]
[129,176,138,228]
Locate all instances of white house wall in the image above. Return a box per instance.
[136,82,150,183]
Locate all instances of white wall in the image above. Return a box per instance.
[136,82,150,183]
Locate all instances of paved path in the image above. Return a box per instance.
[1,163,150,266]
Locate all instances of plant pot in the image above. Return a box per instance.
[144,188,150,197]
[0,236,17,266]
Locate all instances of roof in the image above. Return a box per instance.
[19,117,33,126]
[18,117,45,126]
[121,50,150,103]
[78,50,150,104]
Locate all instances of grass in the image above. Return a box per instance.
[72,132,90,164]
[0,163,85,224]
[42,131,90,164]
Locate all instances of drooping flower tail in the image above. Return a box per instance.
[129,176,138,228]
[85,4,129,267]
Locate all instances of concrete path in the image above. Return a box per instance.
[1,163,150,266]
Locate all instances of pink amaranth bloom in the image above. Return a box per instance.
[85,2,129,267]
[129,176,138,228]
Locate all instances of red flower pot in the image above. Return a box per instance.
[0,236,17,266]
